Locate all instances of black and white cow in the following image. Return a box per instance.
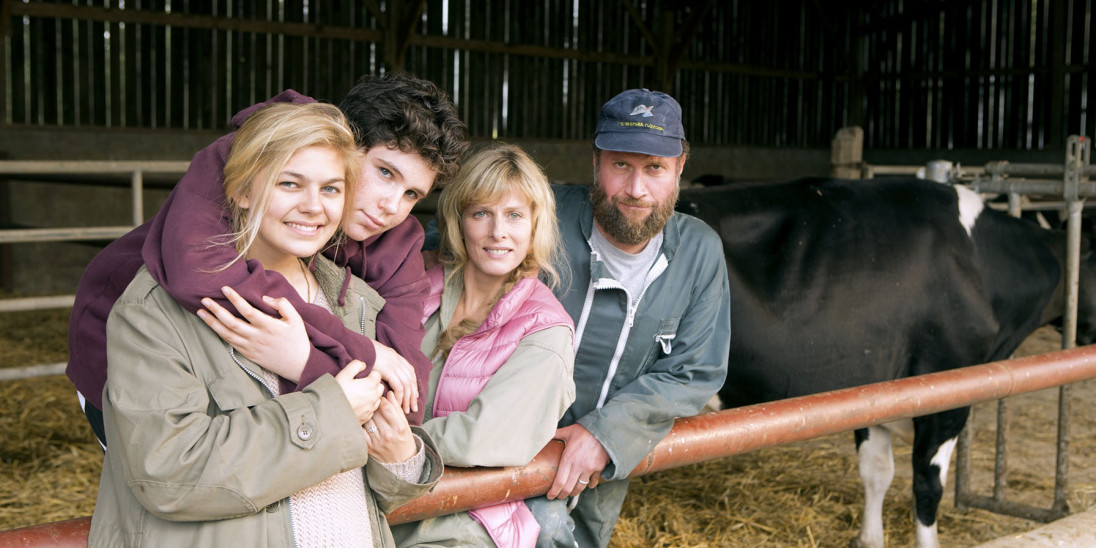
[677,176,1096,548]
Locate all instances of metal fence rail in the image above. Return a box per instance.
[0,160,188,333]
[5,343,1096,545]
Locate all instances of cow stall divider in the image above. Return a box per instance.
[956,135,1095,522]
[4,342,1096,546]
[835,130,1096,522]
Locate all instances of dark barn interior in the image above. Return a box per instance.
[1,0,1093,294]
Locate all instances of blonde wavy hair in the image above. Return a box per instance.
[433,143,565,358]
[219,102,361,267]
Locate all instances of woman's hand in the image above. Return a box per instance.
[196,286,309,383]
[364,392,418,463]
[371,341,419,416]
[335,361,385,425]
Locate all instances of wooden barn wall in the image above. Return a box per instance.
[5,0,840,149]
[1,0,1092,151]
[853,0,1094,151]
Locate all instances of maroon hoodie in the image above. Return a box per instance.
[66,90,430,425]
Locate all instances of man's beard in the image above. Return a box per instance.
[590,179,678,247]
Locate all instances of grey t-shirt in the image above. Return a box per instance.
[590,223,663,306]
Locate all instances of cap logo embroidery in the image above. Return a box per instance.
[629,105,654,117]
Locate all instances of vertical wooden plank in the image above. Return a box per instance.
[542,0,554,140]
[508,0,517,140]
[85,13,98,126]
[130,4,142,127]
[0,0,8,127]
[44,16,60,126]
[1058,0,1071,138]
[1084,0,1095,140]
[221,0,231,124]
[59,11,73,126]
[184,11,193,129]
[1002,0,1016,148]
[932,7,943,148]
[28,10,39,124]
[155,1,164,129]
[30,11,41,124]
[111,15,121,127]
[9,8,25,125]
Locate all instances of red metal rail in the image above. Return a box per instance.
[4,344,1096,547]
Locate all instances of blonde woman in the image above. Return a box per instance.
[90,102,442,548]
[392,143,574,548]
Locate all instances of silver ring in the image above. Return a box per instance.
[578,479,589,485]
[366,425,378,433]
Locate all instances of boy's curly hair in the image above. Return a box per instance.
[339,72,469,189]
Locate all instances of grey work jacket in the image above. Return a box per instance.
[552,184,732,480]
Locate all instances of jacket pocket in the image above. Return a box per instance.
[654,317,680,355]
[207,372,268,412]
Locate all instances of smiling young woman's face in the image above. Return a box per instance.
[240,145,346,267]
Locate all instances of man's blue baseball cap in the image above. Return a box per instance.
[594,88,685,158]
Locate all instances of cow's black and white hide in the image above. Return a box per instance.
[677,177,1096,548]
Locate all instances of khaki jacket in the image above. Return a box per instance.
[90,257,442,548]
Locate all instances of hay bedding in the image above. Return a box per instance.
[2,302,1095,547]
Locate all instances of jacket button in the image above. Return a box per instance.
[266,500,281,513]
[297,424,314,441]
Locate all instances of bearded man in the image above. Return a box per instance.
[526,88,732,548]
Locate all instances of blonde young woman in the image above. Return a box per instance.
[392,143,575,548]
[90,102,442,548]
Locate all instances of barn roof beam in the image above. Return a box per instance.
[10,1,806,82]
[619,0,716,92]
[9,2,383,42]
[381,0,428,72]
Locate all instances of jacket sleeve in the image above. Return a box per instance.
[366,426,444,514]
[104,283,369,522]
[421,326,575,467]
[577,234,731,481]
[335,218,433,425]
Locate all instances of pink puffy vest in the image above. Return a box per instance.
[422,266,572,548]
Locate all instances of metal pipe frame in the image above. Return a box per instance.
[956,135,1091,522]
[983,160,1096,178]
[0,160,188,247]
[0,160,190,174]
[4,344,1096,546]
[0,161,190,382]
[0,295,74,313]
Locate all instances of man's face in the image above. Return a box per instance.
[343,145,437,242]
[590,149,683,252]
